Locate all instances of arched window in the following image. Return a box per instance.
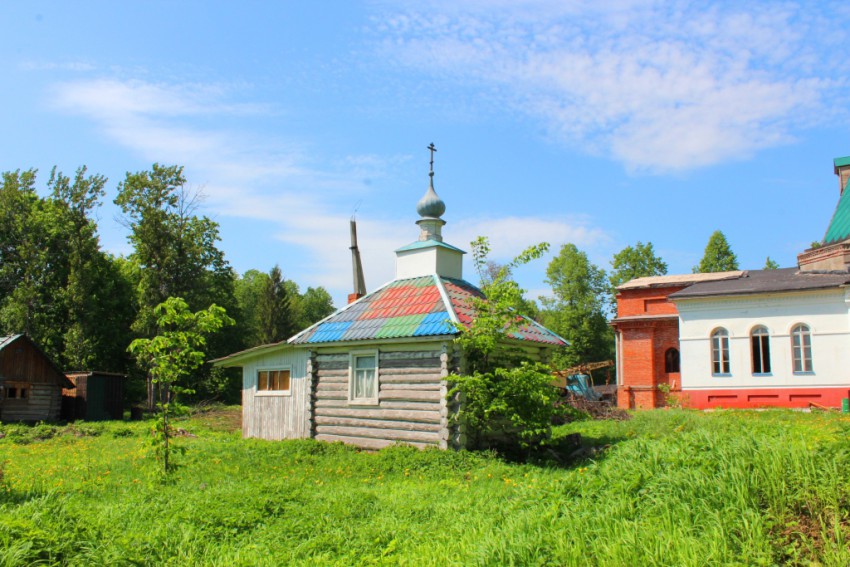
[711,328,730,375]
[664,348,680,373]
[750,326,771,374]
[791,324,813,373]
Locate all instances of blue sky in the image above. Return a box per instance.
[3,1,850,307]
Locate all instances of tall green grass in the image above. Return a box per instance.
[1,409,848,565]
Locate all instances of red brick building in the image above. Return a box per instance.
[610,273,742,409]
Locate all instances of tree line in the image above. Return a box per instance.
[0,164,334,405]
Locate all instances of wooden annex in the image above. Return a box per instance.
[214,168,567,449]
[0,334,74,422]
[62,372,126,421]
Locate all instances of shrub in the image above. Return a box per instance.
[450,361,563,450]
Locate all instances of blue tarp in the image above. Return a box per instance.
[565,374,602,401]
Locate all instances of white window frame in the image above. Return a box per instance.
[711,328,731,376]
[348,350,379,406]
[790,323,814,374]
[255,367,293,396]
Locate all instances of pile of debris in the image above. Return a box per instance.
[551,360,631,423]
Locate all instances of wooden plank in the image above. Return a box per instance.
[316,425,440,444]
[315,416,441,432]
[316,392,347,401]
[316,353,349,362]
[379,351,440,360]
[315,434,435,450]
[316,369,348,378]
[316,382,346,393]
[314,399,349,408]
[379,383,441,391]
[314,407,440,423]
[379,373,440,383]
[315,376,347,384]
[380,358,440,370]
[380,401,442,411]
[379,389,441,402]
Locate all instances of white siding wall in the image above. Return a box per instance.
[241,347,310,440]
[676,289,850,390]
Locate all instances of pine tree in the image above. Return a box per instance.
[763,256,779,270]
[256,265,293,344]
[694,231,739,273]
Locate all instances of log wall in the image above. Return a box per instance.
[241,347,310,440]
[1,383,62,421]
[312,342,455,449]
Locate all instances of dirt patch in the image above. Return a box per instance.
[191,405,242,433]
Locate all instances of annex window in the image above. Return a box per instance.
[664,348,680,373]
[3,382,30,400]
[257,369,291,393]
[349,351,378,404]
[750,326,771,374]
[791,324,813,373]
[711,328,730,375]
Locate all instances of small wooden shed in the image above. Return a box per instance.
[0,334,74,422]
[62,372,126,421]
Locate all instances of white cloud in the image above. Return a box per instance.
[376,0,846,172]
[50,77,610,301]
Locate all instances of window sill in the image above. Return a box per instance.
[348,399,379,407]
[793,371,815,376]
[255,390,292,397]
[752,373,773,377]
[712,373,732,378]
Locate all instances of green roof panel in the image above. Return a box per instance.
[834,156,850,169]
[823,185,850,245]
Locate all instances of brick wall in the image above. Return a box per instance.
[613,285,684,409]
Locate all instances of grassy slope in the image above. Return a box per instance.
[1,408,849,566]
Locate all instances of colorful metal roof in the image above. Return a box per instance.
[289,275,567,347]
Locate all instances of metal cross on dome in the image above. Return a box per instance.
[427,143,437,179]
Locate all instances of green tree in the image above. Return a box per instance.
[540,243,612,369]
[763,256,780,270]
[456,236,550,374]
[128,297,233,477]
[256,265,294,344]
[694,230,739,273]
[295,286,335,329]
[115,164,239,405]
[609,241,667,300]
[0,167,134,370]
[449,236,560,450]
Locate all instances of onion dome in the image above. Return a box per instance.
[416,180,446,218]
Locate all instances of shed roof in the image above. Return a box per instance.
[669,268,850,299]
[0,334,75,388]
[289,274,567,347]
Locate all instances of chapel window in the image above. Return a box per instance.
[750,326,771,374]
[664,348,680,373]
[791,324,813,373]
[711,328,730,375]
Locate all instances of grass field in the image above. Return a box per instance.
[1,407,849,566]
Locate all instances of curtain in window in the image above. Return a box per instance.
[353,355,376,399]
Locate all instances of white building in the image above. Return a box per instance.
[614,155,850,409]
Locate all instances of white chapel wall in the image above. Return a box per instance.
[676,289,850,390]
